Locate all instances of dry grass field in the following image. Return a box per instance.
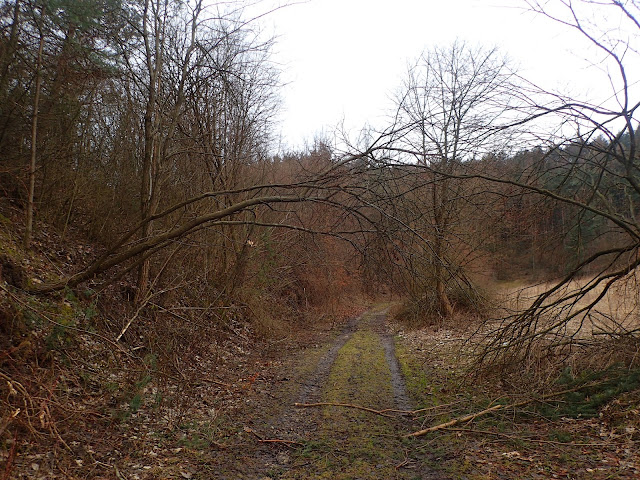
[496,273,640,340]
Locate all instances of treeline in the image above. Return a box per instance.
[0,0,365,327]
[1,0,639,344]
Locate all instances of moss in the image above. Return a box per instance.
[395,341,432,406]
[325,329,393,406]
[281,311,429,479]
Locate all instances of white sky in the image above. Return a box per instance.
[248,0,632,150]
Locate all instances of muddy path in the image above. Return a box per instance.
[216,306,445,480]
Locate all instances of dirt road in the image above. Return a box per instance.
[217,306,444,479]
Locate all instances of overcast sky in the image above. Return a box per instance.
[248,0,628,150]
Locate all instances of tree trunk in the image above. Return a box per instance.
[435,271,454,318]
[432,172,454,318]
[24,31,44,249]
[135,98,159,304]
[135,0,163,304]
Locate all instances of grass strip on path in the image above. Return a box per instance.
[278,312,430,480]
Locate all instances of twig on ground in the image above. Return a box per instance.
[409,400,464,415]
[294,401,394,418]
[407,383,599,438]
[294,400,460,418]
[1,432,17,480]
[114,465,126,480]
[395,451,413,470]
[407,404,505,437]
[258,438,303,446]
[199,378,232,388]
[243,427,302,447]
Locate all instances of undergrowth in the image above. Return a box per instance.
[392,283,490,329]
[537,366,640,419]
[395,323,640,479]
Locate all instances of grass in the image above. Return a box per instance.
[279,311,430,480]
[497,275,640,339]
[395,341,433,407]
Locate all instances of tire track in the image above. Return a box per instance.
[296,313,360,405]
[239,308,444,479]
[242,313,363,477]
[375,314,413,412]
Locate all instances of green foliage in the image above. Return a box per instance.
[540,366,640,418]
[143,353,157,370]
[45,316,75,350]
[63,287,77,304]
[128,393,142,413]
[549,429,573,443]
[104,382,119,393]
[59,287,99,325]
[135,374,152,391]
[84,303,98,322]
[23,309,43,328]
[117,361,157,420]
[43,288,101,350]
[177,421,221,451]
[121,352,159,417]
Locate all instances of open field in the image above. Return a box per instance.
[496,274,640,339]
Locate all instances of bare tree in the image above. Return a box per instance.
[412,1,640,368]
[388,41,518,318]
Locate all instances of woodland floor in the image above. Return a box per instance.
[6,301,640,479]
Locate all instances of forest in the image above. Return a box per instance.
[0,0,639,478]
